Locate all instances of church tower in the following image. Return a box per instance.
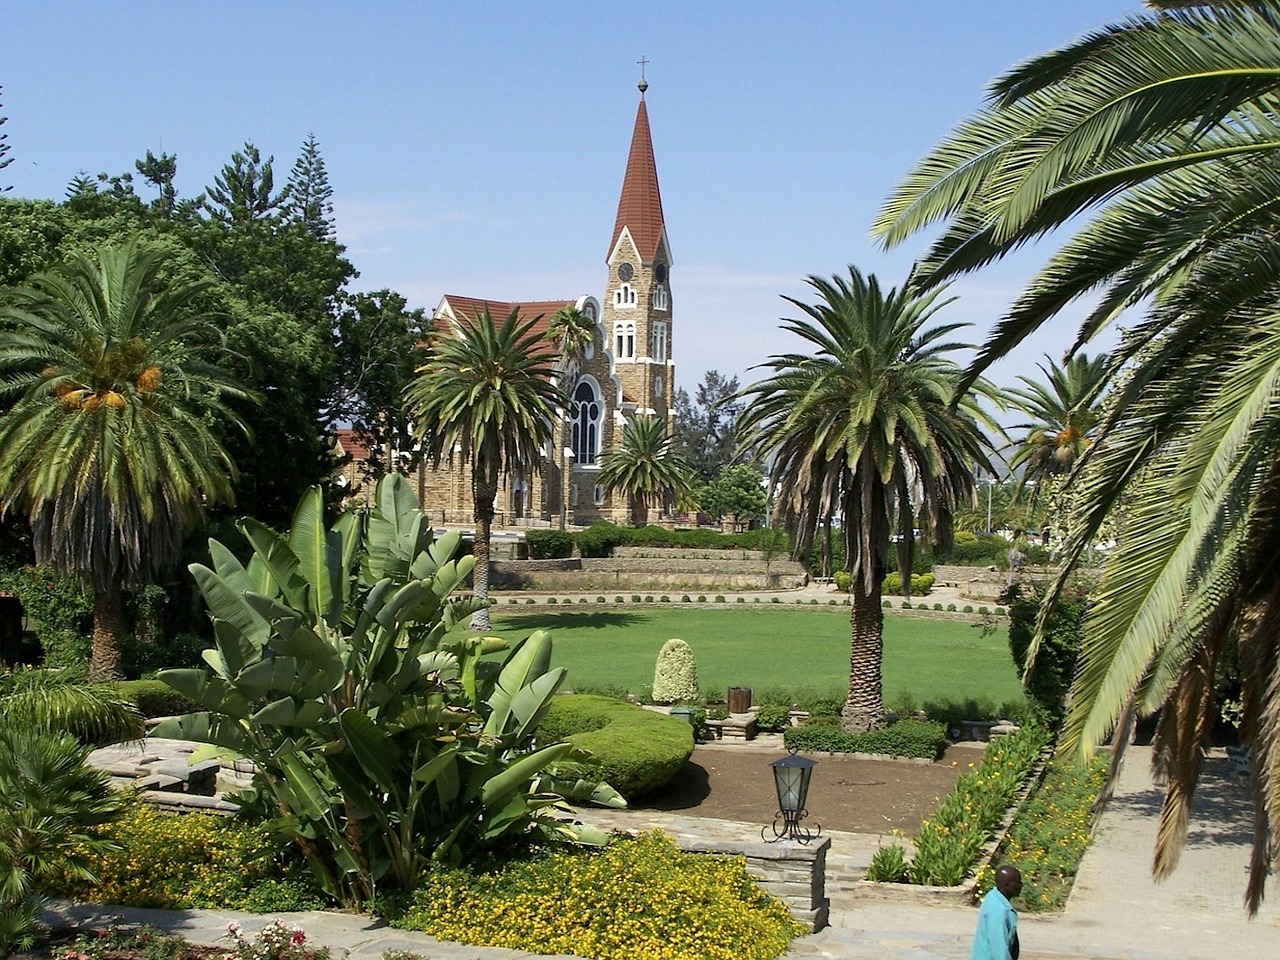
[603,77,675,422]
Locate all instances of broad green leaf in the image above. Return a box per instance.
[338,709,403,795]
[480,742,573,808]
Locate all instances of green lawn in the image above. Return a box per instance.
[473,606,1023,710]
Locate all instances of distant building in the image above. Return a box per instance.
[339,81,676,529]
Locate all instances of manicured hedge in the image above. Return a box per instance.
[782,718,947,759]
[525,529,575,559]
[540,694,694,798]
[114,679,198,717]
[572,521,789,557]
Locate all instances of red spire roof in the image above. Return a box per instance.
[608,94,666,263]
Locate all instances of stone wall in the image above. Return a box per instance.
[490,554,809,591]
[680,836,829,931]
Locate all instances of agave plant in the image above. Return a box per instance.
[154,474,622,906]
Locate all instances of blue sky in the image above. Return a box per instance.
[2,1,1144,391]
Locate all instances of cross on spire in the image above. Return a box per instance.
[637,56,649,94]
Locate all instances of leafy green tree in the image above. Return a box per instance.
[331,289,430,478]
[873,1,1280,906]
[599,415,696,527]
[0,240,252,679]
[285,133,335,241]
[1007,352,1110,483]
[739,268,995,730]
[672,370,742,481]
[699,464,767,528]
[405,307,563,632]
[154,476,621,906]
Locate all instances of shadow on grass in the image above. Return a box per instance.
[492,611,649,631]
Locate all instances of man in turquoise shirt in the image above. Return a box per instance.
[970,865,1022,960]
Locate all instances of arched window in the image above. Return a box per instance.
[653,285,668,311]
[613,321,636,359]
[613,283,637,308]
[571,379,601,464]
[651,321,668,362]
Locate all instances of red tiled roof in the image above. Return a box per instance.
[334,428,371,461]
[608,96,666,263]
[436,296,577,350]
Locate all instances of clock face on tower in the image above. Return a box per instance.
[617,262,634,282]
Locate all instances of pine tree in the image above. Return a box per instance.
[286,133,335,240]
[1,85,13,192]
[134,149,178,216]
[204,141,286,223]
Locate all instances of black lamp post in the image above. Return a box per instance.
[763,750,820,843]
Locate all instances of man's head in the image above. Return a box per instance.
[994,865,1022,899]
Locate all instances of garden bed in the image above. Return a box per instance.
[632,742,973,834]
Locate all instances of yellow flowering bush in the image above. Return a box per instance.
[48,799,295,909]
[394,832,806,960]
[975,754,1107,911]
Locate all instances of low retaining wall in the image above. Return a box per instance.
[677,836,830,931]
[490,557,808,591]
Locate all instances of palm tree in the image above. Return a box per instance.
[738,268,996,730]
[0,241,251,680]
[1007,352,1111,482]
[872,2,1280,908]
[546,304,596,365]
[597,415,695,527]
[406,307,563,631]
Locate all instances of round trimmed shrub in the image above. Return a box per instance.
[615,595,625,603]
[526,598,536,604]
[681,595,692,603]
[660,595,671,603]
[737,597,745,603]
[697,595,707,603]
[548,597,558,605]
[964,605,974,614]
[596,596,606,604]
[715,595,726,603]
[541,695,694,798]
[652,638,698,704]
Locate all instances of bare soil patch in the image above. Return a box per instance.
[634,742,983,834]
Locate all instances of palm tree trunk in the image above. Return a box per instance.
[841,575,887,731]
[89,579,126,681]
[471,464,497,632]
[634,495,649,528]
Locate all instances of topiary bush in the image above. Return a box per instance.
[783,718,947,759]
[832,570,852,592]
[541,695,694,798]
[524,529,575,559]
[652,638,698,704]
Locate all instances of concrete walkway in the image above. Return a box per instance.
[44,745,1279,959]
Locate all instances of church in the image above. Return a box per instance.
[338,79,676,530]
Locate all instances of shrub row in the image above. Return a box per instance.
[905,725,1052,886]
[974,754,1107,911]
[574,522,787,558]
[540,695,694,798]
[881,572,936,596]
[782,718,947,760]
[393,832,805,960]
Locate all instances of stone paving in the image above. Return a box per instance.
[45,742,1280,959]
